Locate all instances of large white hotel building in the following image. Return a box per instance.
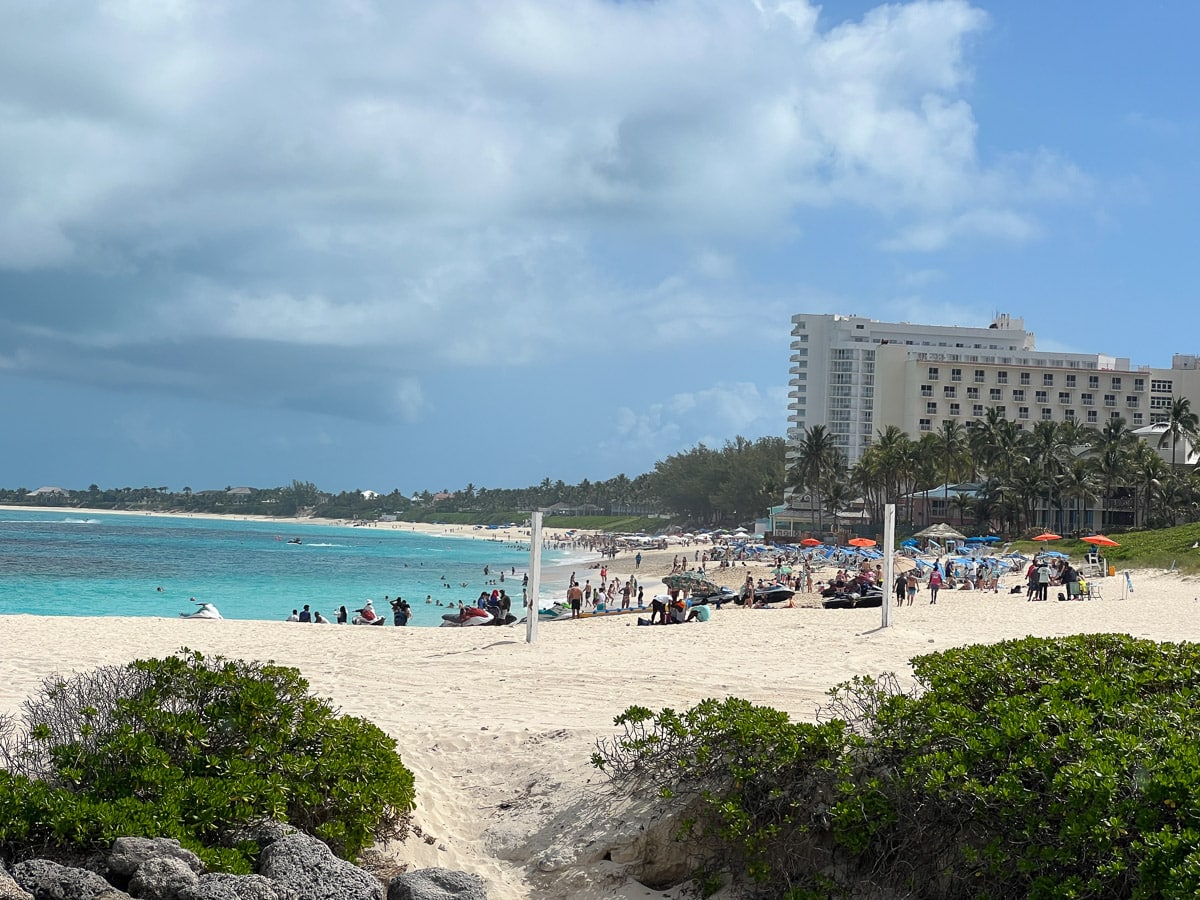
[787,312,1200,468]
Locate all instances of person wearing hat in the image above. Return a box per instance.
[353,600,378,624]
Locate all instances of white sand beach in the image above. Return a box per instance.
[3,560,1199,898]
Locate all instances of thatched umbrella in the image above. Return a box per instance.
[913,523,967,542]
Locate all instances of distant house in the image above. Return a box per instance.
[361,490,380,500]
[27,486,68,497]
[226,487,253,497]
[544,502,603,516]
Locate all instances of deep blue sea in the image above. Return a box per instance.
[0,510,577,627]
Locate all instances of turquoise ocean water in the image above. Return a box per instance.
[0,510,575,627]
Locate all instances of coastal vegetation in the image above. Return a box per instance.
[0,650,414,873]
[594,634,1200,899]
[790,409,1200,535]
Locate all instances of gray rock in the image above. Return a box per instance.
[127,857,198,900]
[108,840,204,879]
[0,860,34,900]
[178,874,296,900]
[256,833,382,900]
[387,869,487,900]
[218,822,296,851]
[10,859,130,900]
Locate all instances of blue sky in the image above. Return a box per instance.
[2,1,1197,494]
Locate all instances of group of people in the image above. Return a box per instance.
[1025,557,1086,601]
[564,569,642,618]
[285,595,413,625]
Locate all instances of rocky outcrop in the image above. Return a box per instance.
[387,868,487,900]
[108,840,203,882]
[256,833,384,900]
[177,874,295,900]
[127,857,199,900]
[2,828,486,900]
[9,859,130,900]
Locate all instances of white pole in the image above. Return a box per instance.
[526,511,543,644]
[882,503,895,628]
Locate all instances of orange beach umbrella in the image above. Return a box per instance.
[848,537,877,547]
[799,537,822,547]
[1032,533,1062,541]
[1081,534,1120,547]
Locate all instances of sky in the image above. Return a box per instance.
[2,1,1198,495]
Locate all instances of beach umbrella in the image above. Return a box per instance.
[891,555,918,574]
[1081,534,1120,547]
[1032,533,1062,541]
[848,537,877,547]
[800,537,822,547]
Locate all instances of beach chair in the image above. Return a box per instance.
[1084,580,1103,601]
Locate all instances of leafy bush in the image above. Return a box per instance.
[594,635,1200,899]
[0,649,414,871]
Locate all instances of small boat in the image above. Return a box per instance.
[286,538,302,545]
[180,601,222,619]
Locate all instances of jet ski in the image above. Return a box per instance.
[180,601,222,619]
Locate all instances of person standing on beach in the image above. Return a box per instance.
[928,567,942,604]
[905,571,919,606]
[336,605,348,624]
[567,581,583,618]
[635,552,642,569]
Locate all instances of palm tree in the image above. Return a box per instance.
[1160,396,1200,468]
[789,425,844,532]
[933,420,968,522]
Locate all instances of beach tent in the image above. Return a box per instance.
[914,523,967,541]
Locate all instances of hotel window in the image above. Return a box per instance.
[1105,394,1117,407]
[1018,406,1030,419]
[928,367,939,380]
[1041,408,1053,420]
[1133,413,1144,425]
[1035,390,1048,403]
[1134,378,1146,391]
[919,418,932,431]
[927,402,938,415]
[1126,396,1139,408]
[997,370,1008,384]
[995,406,1007,418]
[921,384,933,397]
[1066,374,1077,387]
[951,368,962,382]
[1151,396,1173,409]
[944,385,957,398]
[1087,410,1098,423]
[1081,393,1094,406]
[1110,411,1122,420]
[949,402,961,416]
[1043,373,1054,386]
[1065,409,1076,421]
[1013,389,1026,402]
[1020,372,1031,385]
[1151,379,1173,392]
[1111,376,1122,390]
[973,404,984,417]
[989,388,1002,401]
[967,387,980,399]
[974,369,986,383]
[1058,392,1071,404]
[1088,375,1100,389]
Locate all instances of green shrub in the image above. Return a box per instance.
[0,649,414,870]
[594,635,1200,899]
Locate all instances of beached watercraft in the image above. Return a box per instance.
[180,601,222,619]
[821,587,884,609]
[440,609,495,627]
[750,584,795,605]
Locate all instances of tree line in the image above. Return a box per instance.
[0,436,787,528]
